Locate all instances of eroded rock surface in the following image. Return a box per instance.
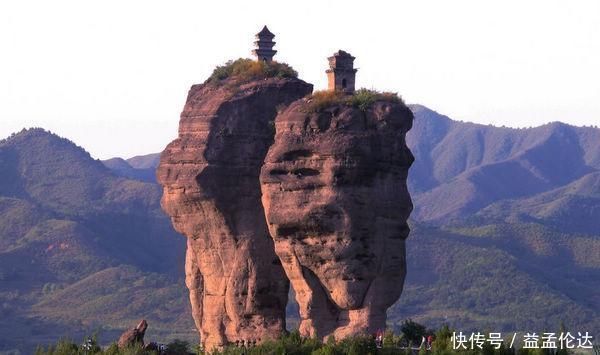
[260,98,414,340]
[157,77,312,350]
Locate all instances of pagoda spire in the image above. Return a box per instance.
[252,25,277,62]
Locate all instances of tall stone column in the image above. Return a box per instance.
[260,97,414,340]
[157,77,312,350]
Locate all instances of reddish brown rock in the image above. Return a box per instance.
[117,319,147,349]
[157,77,312,350]
[260,97,414,340]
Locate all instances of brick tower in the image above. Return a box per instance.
[252,26,277,62]
[326,50,357,93]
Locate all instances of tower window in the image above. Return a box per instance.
[342,78,347,89]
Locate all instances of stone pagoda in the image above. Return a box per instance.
[326,50,357,93]
[252,26,277,62]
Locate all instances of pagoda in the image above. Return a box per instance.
[326,50,358,93]
[252,26,277,62]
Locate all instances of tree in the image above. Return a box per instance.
[400,319,427,347]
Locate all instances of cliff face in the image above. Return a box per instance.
[157,77,313,350]
[260,98,414,340]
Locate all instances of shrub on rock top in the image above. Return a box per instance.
[205,58,298,85]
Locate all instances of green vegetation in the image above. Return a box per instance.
[35,323,580,355]
[348,89,402,111]
[0,129,193,353]
[205,58,298,85]
[399,319,429,346]
[306,89,403,112]
[390,221,599,335]
[34,338,192,355]
[3,113,600,353]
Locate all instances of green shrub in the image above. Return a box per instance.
[400,318,427,346]
[34,338,83,355]
[336,335,377,355]
[34,338,151,355]
[166,339,190,354]
[205,58,298,86]
[305,90,346,112]
[36,325,535,355]
[347,89,378,111]
[103,343,121,355]
[305,89,403,112]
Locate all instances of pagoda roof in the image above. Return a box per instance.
[256,25,275,38]
[331,50,355,58]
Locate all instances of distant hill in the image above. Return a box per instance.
[126,153,161,170]
[474,172,600,235]
[102,153,161,183]
[2,106,599,352]
[114,107,600,231]
[0,129,192,353]
[395,106,600,334]
[101,107,600,336]
[407,105,600,229]
[105,107,600,233]
[390,221,600,334]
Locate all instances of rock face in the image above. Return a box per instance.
[260,98,414,340]
[118,320,148,349]
[157,77,313,350]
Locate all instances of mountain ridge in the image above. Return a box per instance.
[1,109,599,352]
[406,105,600,225]
[0,128,192,352]
[99,106,600,334]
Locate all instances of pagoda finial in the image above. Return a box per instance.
[253,25,277,62]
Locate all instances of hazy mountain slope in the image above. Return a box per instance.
[31,265,194,340]
[391,222,600,334]
[0,129,184,273]
[128,108,600,224]
[407,105,600,224]
[3,106,599,351]
[0,197,45,252]
[0,130,108,212]
[0,129,192,353]
[102,157,157,183]
[116,109,600,335]
[476,171,600,234]
[127,153,161,170]
[400,107,600,333]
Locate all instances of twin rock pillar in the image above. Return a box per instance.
[157,77,414,350]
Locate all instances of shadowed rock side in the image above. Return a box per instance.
[260,99,414,340]
[157,77,313,350]
[117,319,148,349]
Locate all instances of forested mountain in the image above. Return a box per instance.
[407,104,600,230]
[2,106,599,352]
[0,129,193,352]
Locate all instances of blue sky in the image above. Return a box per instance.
[1,0,599,159]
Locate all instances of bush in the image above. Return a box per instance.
[166,339,190,354]
[305,90,346,112]
[34,337,151,355]
[400,319,427,346]
[205,58,298,85]
[305,89,403,112]
[36,325,535,355]
[347,89,379,111]
[34,338,97,355]
[336,335,377,355]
